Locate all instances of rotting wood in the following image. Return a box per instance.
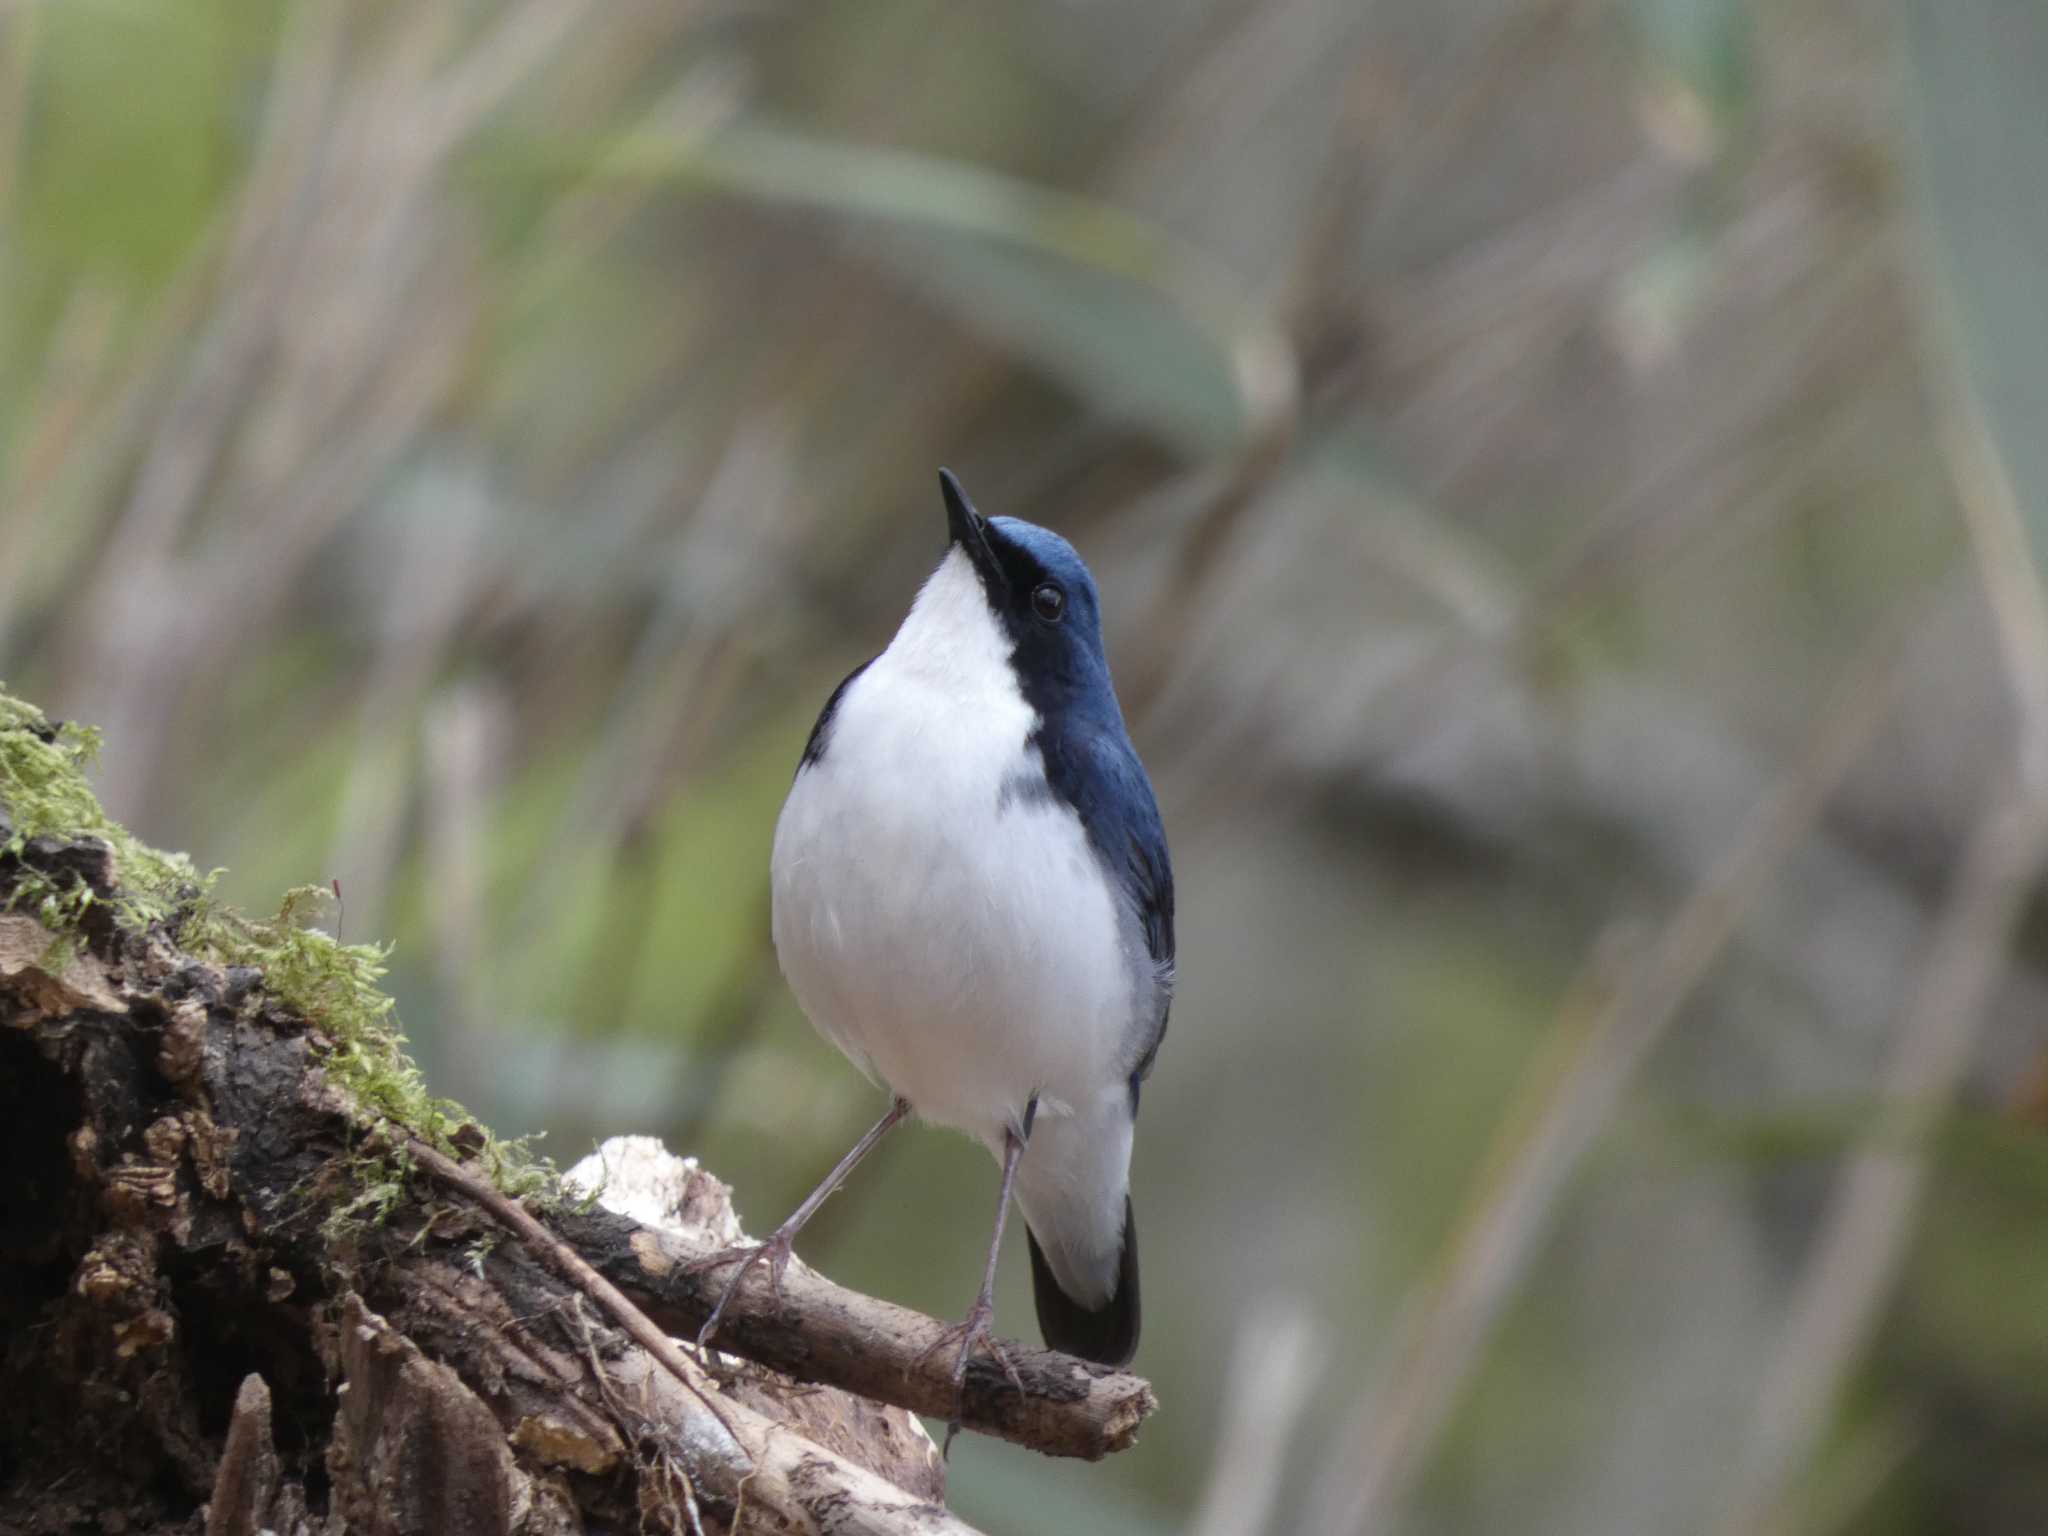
[0,816,1153,1534]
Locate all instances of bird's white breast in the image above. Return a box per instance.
[769,550,1132,1146]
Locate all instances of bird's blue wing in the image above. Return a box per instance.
[1036,723,1174,1105]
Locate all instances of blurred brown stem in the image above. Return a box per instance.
[1187,1304,1324,1536]
[1714,758,2048,1536]
[1711,377,2048,1536]
[1303,611,1911,1536]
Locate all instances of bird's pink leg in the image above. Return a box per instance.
[691,1096,911,1351]
[917,1116,1030,1452]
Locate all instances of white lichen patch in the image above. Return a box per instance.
[564,1135,743,1246]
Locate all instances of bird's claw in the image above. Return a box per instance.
[916,1301,1024,1454]
[688,1232,796,1353]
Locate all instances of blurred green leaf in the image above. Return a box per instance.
[592,118,1266,451]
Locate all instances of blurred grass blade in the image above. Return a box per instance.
[1304,610,1912,1536]
[1627,0,1753,170]
[1900,4,2048,585]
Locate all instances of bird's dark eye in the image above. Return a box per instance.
[1031,583,1066,622]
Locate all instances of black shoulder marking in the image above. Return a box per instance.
[996,767,1058,814]
[797,657,875,773]
[1121,816,1175,972]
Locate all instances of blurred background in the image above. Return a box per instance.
[5,0,2048,1531]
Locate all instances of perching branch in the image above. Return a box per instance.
[402,1090,1154,1463]
[547,1184,1159,1463]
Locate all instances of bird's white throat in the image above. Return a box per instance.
[879,546,1019,699]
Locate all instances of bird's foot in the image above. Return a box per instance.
[687,1230,796,1354]
[916,1297,1024,1455]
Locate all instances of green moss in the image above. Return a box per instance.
[0,689,208,925]
[0,683,553,1205]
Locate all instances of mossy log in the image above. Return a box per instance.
[0,697,1154,1535]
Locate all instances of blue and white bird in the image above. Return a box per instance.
[696,468,1174,1398]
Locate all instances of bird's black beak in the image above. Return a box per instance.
[940,468,1007,592]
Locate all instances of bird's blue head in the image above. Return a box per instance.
[938,469,1120,724]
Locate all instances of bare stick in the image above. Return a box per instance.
[603,1342,983,1536]
[411,1135,1153,1460]
[405,1139,988,1536]
[551,1199,1159,1462]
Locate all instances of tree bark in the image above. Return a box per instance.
[0,826,1154,1535]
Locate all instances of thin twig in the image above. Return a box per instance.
[404,1137,748,1455]
[568,1297,707,1536]
[408,1139,990,1536]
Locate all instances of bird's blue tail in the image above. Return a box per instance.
[1026,1198,1140,1367]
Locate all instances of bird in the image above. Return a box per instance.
[692,467,1174,1425]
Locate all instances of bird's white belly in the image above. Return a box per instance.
[770,676,1129,1143]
